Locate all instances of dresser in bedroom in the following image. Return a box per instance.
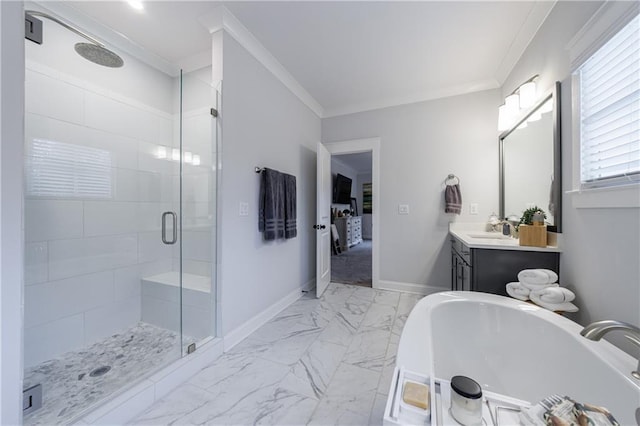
[333,216,362,252]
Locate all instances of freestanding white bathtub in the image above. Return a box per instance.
[394,291,640,425]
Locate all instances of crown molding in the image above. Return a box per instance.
[198,6,324,118]
[323,78,500,118]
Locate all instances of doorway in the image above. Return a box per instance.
[321,137,380,291]
[330,153,373,287]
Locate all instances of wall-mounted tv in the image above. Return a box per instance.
[333,173,352,204]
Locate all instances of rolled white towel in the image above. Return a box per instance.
[521,282,559,291]
[517,269,558,285]
[531,287,575,304]
[530,291,578,312]
[506,282,530,301]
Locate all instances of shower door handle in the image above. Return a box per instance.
[161,211,177,245]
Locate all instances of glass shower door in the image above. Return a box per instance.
[179,69,219,352]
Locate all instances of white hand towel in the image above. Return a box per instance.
[517,269,558,285]
[532,287,575,304]
[530,291,578,312]
[521,282,559,291]
[506,282,530,301]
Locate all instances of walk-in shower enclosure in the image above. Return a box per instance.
[22,4,220,424]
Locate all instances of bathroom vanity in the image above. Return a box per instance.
[450,224,560,296]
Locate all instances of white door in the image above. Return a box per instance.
[316,142,332,297]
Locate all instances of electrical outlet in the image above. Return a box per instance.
[398,204,410,215]
[239,202,249,216]
[470,203,479,215]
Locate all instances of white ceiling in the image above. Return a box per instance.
[62,1,555,118]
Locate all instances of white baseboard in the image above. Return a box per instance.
[222,287,303,351]
[377,280,447,296]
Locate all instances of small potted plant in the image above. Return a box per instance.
[518,206,547,247]
[517,206,547,229]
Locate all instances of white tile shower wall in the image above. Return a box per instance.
[24,315,85,368]
[23,59,178,367]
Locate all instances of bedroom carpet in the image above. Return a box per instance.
[331,240,372,287]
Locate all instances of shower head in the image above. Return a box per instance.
[25,10,124,68]
[74,43,124,68]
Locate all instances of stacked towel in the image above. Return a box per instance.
[444,184,462,214]
[506,268,562,304]
[534,287,575,303]
[517,269,558,286]
[530,287,578,312]
[505,282,531,301]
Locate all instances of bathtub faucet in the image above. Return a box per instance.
[581,320,640,380]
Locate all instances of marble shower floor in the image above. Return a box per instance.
[24,322,191,426]
[131,283,424,425]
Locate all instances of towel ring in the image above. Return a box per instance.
[445,174,460,185]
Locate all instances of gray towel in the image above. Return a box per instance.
[259,168,285,240]
[284,173,297,239]
[445,184,462,214]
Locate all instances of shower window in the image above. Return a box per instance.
[26,139,112,198]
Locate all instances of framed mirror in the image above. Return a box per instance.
[499,81,561,232]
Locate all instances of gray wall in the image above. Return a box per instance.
[220,33,321,335]
[323,89,501,291]
[503,1,640,356]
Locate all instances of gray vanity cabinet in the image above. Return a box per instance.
[450,237,560,296]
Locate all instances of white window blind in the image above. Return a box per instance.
[578,13,640,187]
[27,138,112,198]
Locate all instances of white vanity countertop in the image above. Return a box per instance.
[449,222,561,253]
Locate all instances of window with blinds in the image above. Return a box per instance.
[577,13,639,188]
[26,138,112,199]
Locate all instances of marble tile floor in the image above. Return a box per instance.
[24,322,195,426]
[131,283,424,425]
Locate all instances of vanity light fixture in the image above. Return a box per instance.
[497,74,539,131]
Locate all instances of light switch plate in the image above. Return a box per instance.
[239,202,249,216]
[398,204,409,215]
[470,203,479,215]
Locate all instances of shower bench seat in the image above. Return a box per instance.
[141,272,212,340]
